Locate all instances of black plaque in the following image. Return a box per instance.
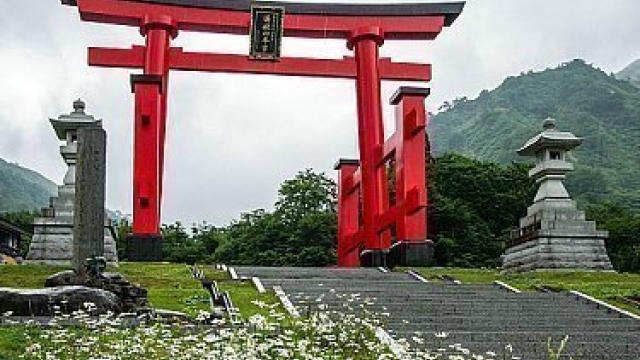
[250,5,285,60]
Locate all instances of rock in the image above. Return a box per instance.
[44,270,85,287]
[98,273,149,313]
[0,286,121,316]
[154,309,191,322]
[45,270,149,313]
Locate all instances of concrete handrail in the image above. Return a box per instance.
[407,269,429,283]
[569,290,639,320]
[273,286,300,318]
[493,281,521,293]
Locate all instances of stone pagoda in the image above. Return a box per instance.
[502,118,613,272]
[27,100,118,265]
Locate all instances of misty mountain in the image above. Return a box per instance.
[430,59,640,210]
[0,157,56,213]
[616,58,640,88]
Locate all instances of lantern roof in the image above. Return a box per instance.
[517,118,582,156]
[50,99,102,140]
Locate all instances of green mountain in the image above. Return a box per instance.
[616,58,640,88]
[430,59,640,210]
[0,157,57,213]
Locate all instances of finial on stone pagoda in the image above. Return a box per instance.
[73,99,86,113]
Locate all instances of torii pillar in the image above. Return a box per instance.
[126,15,178,261]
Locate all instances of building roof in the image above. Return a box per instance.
[0,217,31,237]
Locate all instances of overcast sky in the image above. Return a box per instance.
[0,0,638,226]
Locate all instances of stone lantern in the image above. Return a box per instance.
[51,99,101,189]
[502,119,613,272]
[519,118,581,207]
[27,100,118,265]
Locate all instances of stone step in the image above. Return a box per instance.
[389,330,640,343]
[384,322,640,332]
[382,316,637,325]
[395,337,639,360]
[284,292,584,303]
[235,266,638,360]
[387,329,640,346]
[290,299,606,312]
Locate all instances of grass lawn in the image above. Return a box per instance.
[1,264,637,358]
[0,263,278,317]
[411,267,640,314]
[0,264,395,360]
[0,262,280,358]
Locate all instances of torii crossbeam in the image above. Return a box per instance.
[61,0,464,264]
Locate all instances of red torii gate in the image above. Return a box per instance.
[61,0,464,265]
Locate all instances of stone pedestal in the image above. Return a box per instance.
[126,234,163,262]
[27,197,118,265]
[503,200,613,272]
[359,249,388,267]
[388,240,435,268]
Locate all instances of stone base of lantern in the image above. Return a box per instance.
[503,199,613,273]
[27,186,118,265]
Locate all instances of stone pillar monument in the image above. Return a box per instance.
[502,119,613,272]
[27,100,118,265]
[73,127,107,273]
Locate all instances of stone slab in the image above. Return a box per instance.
[73,128,107,272]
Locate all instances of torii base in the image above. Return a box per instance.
[126,234,163,262]
[388,240,435,268]
[360,249,389,267]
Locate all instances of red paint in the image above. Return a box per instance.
[336,161,360,267]
[348,27,388,251]
[335,88,430,265]
[88,47,432,81]
[131,16,177,235]
[392,93,429,241]
[132,80,162,234]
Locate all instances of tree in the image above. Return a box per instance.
[113,218,131,260]
[214,169,337,266]
[586,203,640,272]
[161,222,224,264]
[275,169,337,222]
[429,153,536,267]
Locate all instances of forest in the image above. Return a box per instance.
[105,154,639,272]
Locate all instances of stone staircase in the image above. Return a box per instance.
[234,266,639,360]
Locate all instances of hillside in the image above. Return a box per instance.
[0,157,56,213]
[430,59,640,210]
[616,58,640,88]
